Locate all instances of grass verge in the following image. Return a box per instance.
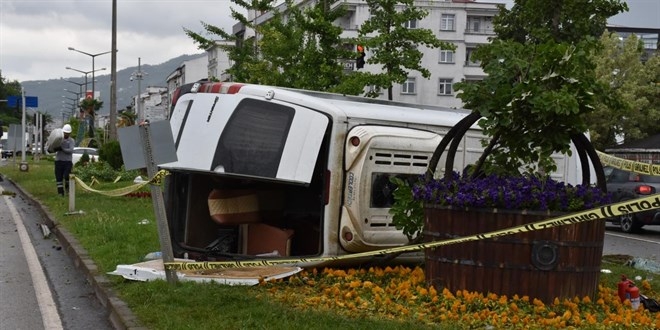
[1,159,659,329]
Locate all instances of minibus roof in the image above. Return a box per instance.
[172,82,479,130]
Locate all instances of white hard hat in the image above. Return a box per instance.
[62,124,72,134]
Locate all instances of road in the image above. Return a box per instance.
[0,173,113,330]
[603,222,660,262]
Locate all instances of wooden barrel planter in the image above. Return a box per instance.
[423,206,605,303]
[423,113,608,304]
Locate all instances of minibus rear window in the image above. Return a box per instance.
[212,99,294,178]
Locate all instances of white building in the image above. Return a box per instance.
[353,0,499,107]
[221,0,501,108]
[139,86,169,122]
[207,40,234,81]
[165,56,209,112]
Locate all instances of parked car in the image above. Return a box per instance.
[1,148,13,159]
[604,166,660,233]
[72,147,99,165]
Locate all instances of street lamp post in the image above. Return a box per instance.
[62,100,77,109]
[64,89,82,102]
[130,57,147,122]
[65,67,105,95]
[62,78,86,98]
[68,47,112,100]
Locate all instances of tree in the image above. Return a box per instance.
[587,33,660,150]
[186,0,275,83]
[0,73,22,126]
[79,98,103,138]
[453,0,628,175]
[118,107,137,127]
[356,0,454,100]
[185,0,354,93]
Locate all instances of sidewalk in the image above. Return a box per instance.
[4,175,146,330]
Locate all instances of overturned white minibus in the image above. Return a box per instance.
[160,81,585,266]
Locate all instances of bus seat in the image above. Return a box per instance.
[208,189,284,225]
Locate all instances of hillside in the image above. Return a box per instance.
[19,53,206,121]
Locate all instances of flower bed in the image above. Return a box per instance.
[125,191,151,198]
[264,266,660,329]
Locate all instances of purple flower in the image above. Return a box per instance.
[413,172,612,212]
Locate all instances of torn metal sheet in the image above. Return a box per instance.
[108,258,302,285]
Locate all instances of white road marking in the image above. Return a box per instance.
[3,192,64,330]
[605,231,660,245]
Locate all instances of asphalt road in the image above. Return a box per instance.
[0,172,113,330]
[604,222,660,261]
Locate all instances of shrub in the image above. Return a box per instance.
[99,140,124,170]
[72,161,141,183]
[79,152,90,165]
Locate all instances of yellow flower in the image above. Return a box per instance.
[428,286,438,297]
[509,302,519,312]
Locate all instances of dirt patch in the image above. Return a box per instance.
[602,254,633,264]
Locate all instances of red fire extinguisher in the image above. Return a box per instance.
[618,275,641,310]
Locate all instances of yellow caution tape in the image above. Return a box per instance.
[72,170,170,197]
[597,151,660,176]
[164,193,660,271]
[61,151,647,270]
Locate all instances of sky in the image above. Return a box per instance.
[1,0,658,83]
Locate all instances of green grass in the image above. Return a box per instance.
[2,159,659,330]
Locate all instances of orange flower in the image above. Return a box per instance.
[509,302,519,312]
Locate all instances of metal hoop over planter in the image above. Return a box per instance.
[426,111,607,192]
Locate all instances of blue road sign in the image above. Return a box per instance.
[6,95,17,107]
[26,96,38,107]
[5,95,38,107]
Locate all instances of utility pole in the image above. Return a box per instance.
[110,0,118,140]
[130,58,147,123]
[19,88,28,172]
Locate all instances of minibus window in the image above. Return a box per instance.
[212,99,294,178]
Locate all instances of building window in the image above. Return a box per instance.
[438,78,453,95]
[439,49,454,63]
[401,77,416,94]
[404,19,418,29]
[466,47,481,66]
[441,14,455,31]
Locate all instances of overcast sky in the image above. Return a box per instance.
[1,0,658,83]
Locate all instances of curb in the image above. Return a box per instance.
[5,176,147,330]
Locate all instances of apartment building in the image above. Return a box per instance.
[606,25,660,62]
[206,0,501,108]
[165,55,209,114]
[207,40,234,81]
[333,0,500,108]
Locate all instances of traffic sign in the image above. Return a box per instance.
[6,95,39,107]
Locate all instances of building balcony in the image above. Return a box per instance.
[463,65,486,78]
[465,27,495,35]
